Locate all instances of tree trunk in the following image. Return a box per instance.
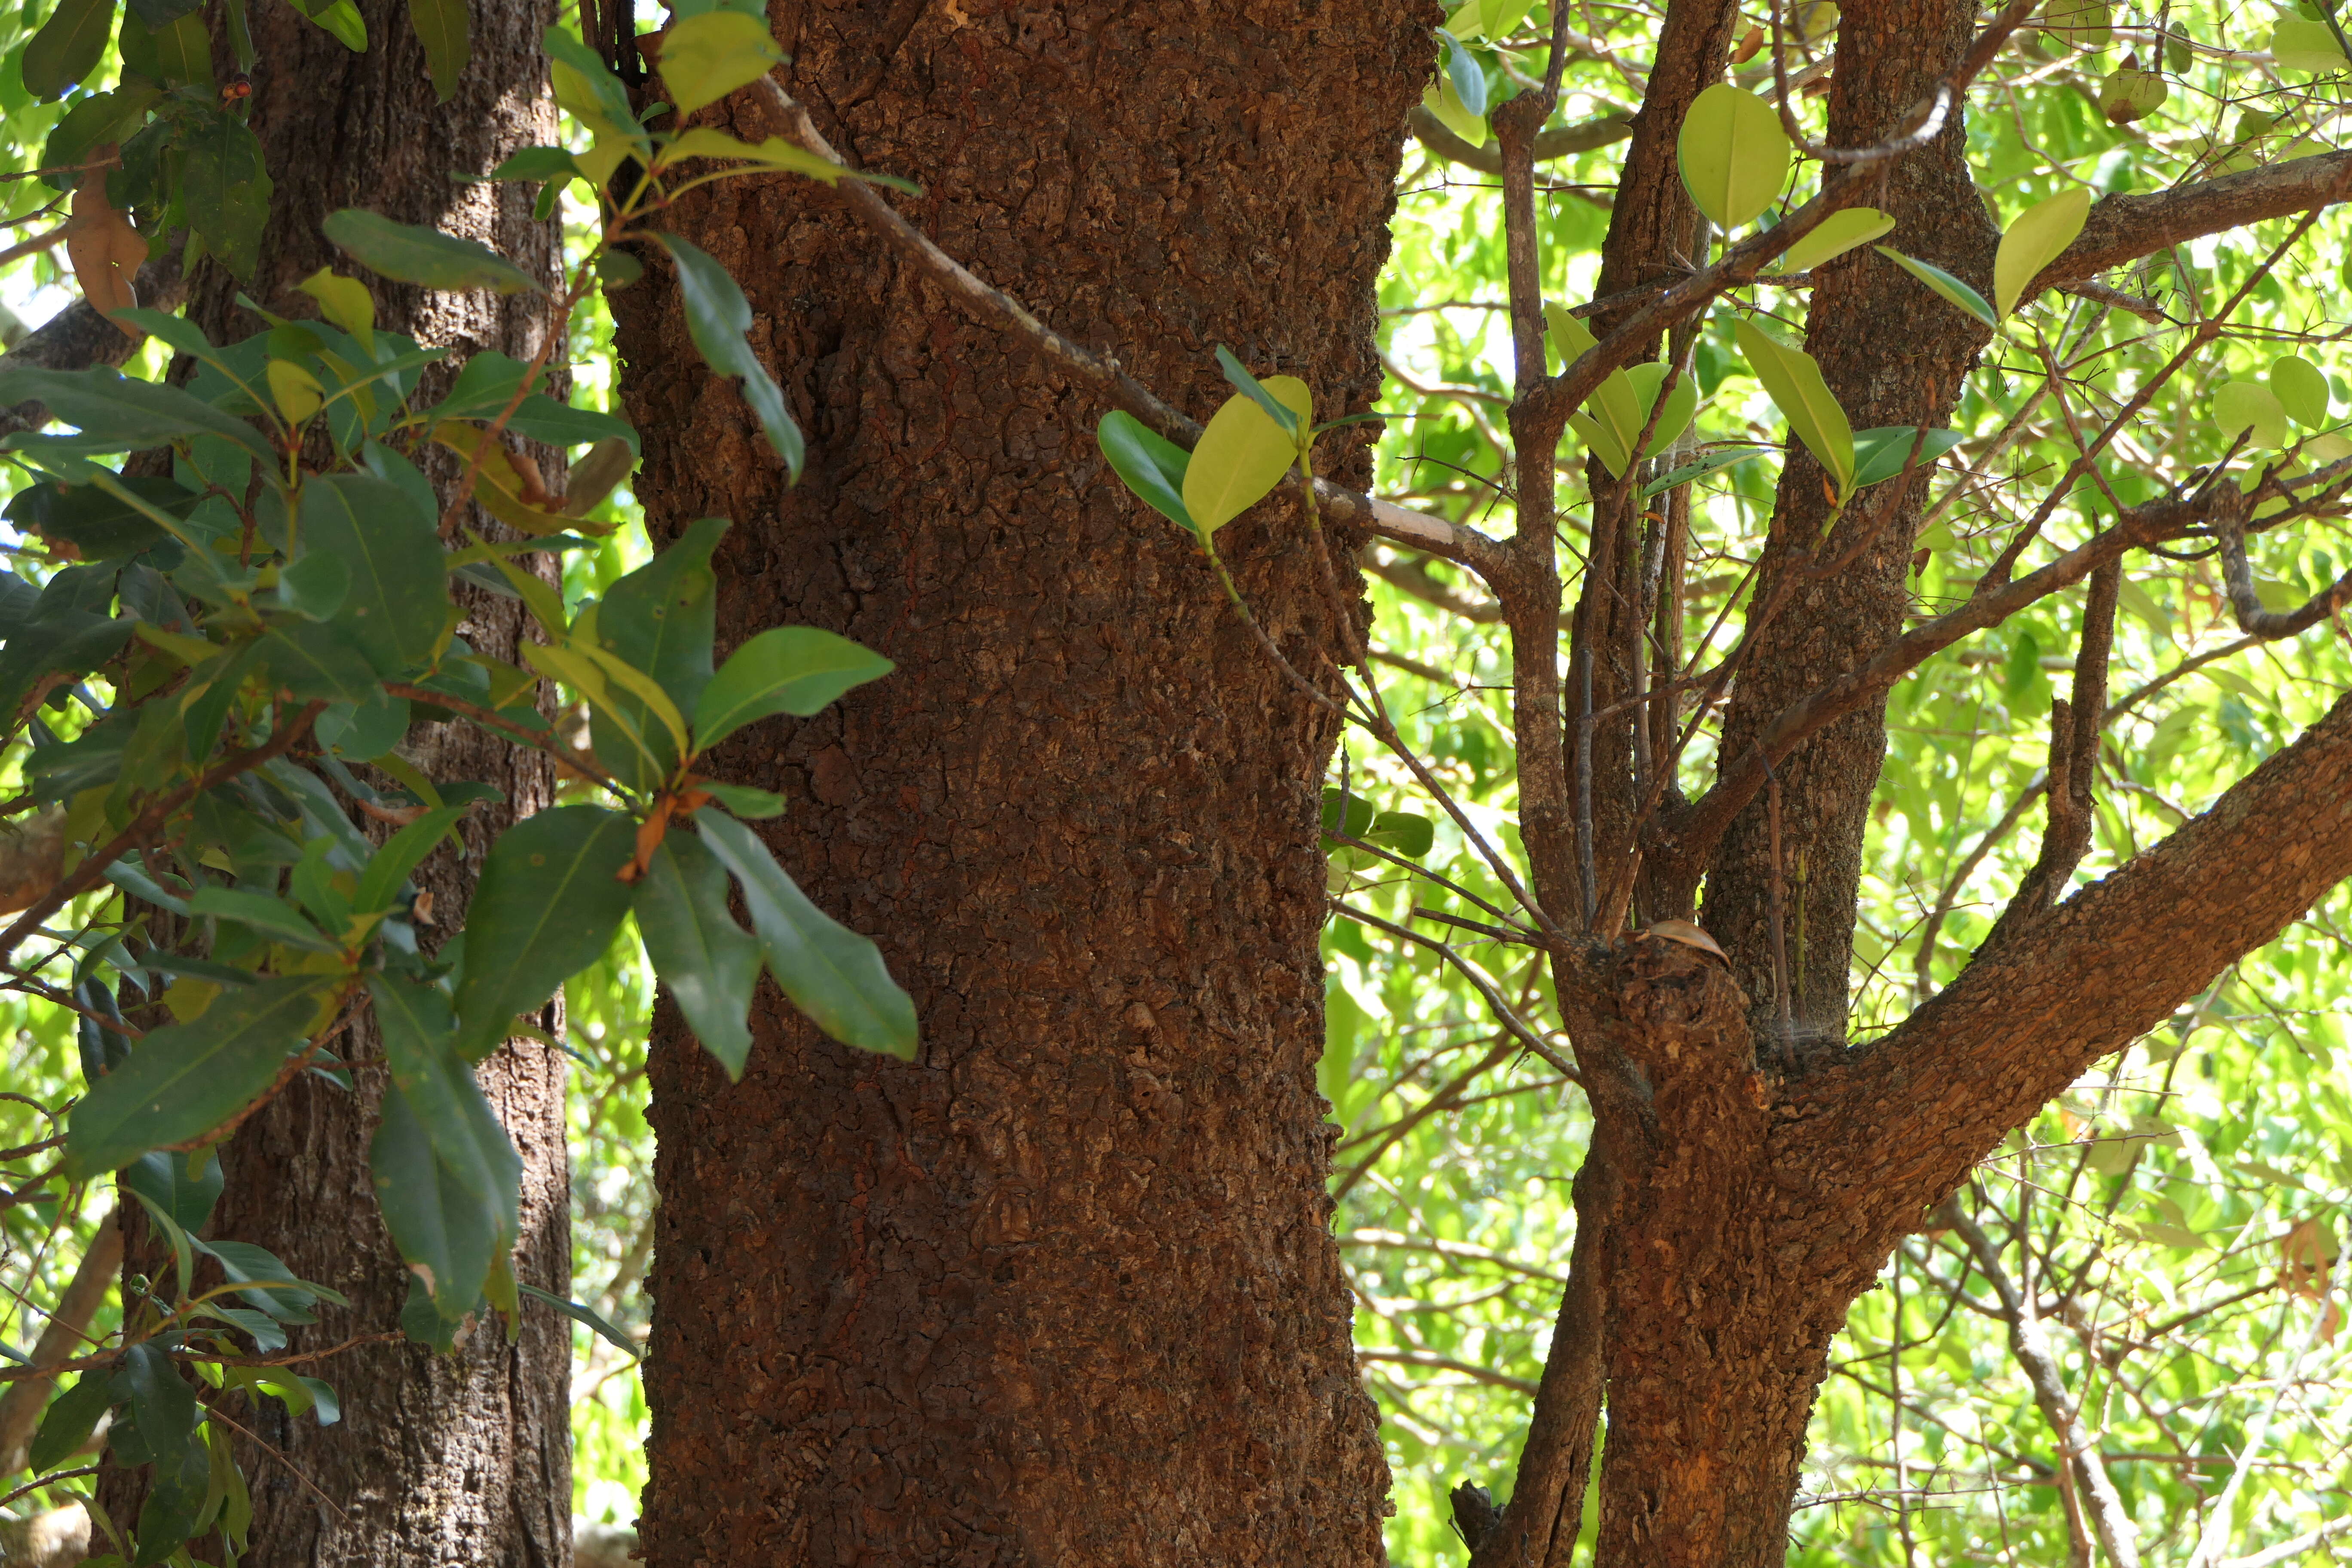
[98,2,574,1563]
[610,2,1425,1559]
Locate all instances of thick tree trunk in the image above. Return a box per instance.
[98,2,574,1563]
[610,2,1424,1560]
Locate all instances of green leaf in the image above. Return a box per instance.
[483,145,582,184]
[187,886,334,949]
[1874,247,1996,328]
[695,809,917,1059]
[323,209,541,295]
[451,806,638,1060]
[653,235,802,476]
[2272,355,2332,427]
[657,7,782,117]
[29,1369,116,1473]
[181,107,272,281]
[274,546,348,620]
[1733,318,1855,495]
[195,1235,343,1317]
[24,0,116,99]
[2098,64,2167,124]
[1850,426,1968,488]
[288,0,363,49]
[1096,411,1196,532]
[0,367,277,461]
[2213,381,2291,450]
[369,974,520,1343]
[2273,18,2349,71]
[1421,71,1485,145]
[62,976,337,1178]
[1182,377,1311,536]
[1367,810,1435,859]
[121,1148,224,1234]
[1992,187,2091,319]
[1436,28,1486,119]
[123,9,211,85]
[634,833,761,1077]
[517,1283,640,1359]
[1676,83,1789,230]
[1215,346,1305,439]
[6,475,197,559]
[350,810,466,918]
[1779,207,1895,273]
[692,627,893,753]
[697,781,785,818]
[256,619,382,702]
[1642,446,1767,496]
[589,516,724,788]
[299,475,446,675]
[407,0,468,101]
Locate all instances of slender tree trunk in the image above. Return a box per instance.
[610,2,1424,1559]
[98,2,574,1562]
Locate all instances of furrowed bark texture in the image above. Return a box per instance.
[1698,0,1995,1044]
[98,3,573,1563]
[612,1,1424,1561]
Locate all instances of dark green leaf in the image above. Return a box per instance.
[652,235,802,476]
[121,1148,224,1234]
[123,0,198,26]
[354,805,467,913]
[181,107,271,280]
[113,1341,200,1477]
[517,1282,639,1359]
[298,474,446,674]
[692,626,893,753]
[193,1235,341,1317]
[323,209,540,296]
[635,833,760,1077]
[62,975,337,1178]
[406,0,467,101]
[369,974,520,1343]
[23,0,116,99]
[256,619,381,702]
[1095,411,1195,531]
[6,475,198,559]
[43,82,161,191]
[450,806,637,1060]
[0,366,277,460]
[28,1369,114,1473]
[695,809,917,1059]
[274,548,349,620]
[592,516,724,788]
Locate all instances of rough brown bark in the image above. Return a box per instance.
[611,1,1425,1560]
[96,1,573,1563]
[1698,0,1995,1045]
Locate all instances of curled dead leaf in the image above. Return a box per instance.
[65,161,144,343]
[1638,918,1729,964]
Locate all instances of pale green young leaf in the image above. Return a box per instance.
[1734,317,1855,495]
[2271,356,2331,427]
[658,8,782,118]
[1676,83,1789,230]
[1992,187,2090,318]
[1780,207,1894,273]
[295,269,375,358]
[2273,19,2349,72]
[2213,381,2290,450]
[1182,376,1312,536]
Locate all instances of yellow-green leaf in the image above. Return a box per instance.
[1733,317,1854,495]
[575,640,691,766]
[2273,18,2349,72]
[2271,355,2331,427]
[1993,187,2091,319]
[1676,83,1790,230]
[268,359,325,424]
[297,268,375,357]
[2212,381,2290,450]
[657,9,782,119]
[658,128,843,182]
[1421,74,1485,145]
[1182,376,1311,536]
[1781,208,1895,273]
